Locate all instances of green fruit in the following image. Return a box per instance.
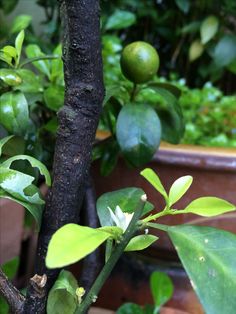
[120,41,160,84]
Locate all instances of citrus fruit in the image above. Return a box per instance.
[120,41,160,84]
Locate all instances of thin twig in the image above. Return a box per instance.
[0,268,25,313]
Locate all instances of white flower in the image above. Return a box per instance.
[108,205,134,232]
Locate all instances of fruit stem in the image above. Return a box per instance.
[130,83,138,102]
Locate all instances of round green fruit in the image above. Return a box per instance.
[120,41,160,84]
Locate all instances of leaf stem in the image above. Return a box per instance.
[76,195,147,314]
[19,55,58,68]
[130,83,138,102]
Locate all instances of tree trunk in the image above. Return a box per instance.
[23,0,104,312]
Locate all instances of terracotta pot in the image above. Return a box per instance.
[0,198,25,264]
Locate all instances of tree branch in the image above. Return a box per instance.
[23,0,104,312]
[79,176,102,292]
[0,268,25,313]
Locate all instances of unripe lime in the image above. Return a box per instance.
[120,41,160,84]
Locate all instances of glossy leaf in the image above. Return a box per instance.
[1,136,25,156]
[182,197,235,217]
[213,35,236,67]
[97,187,154,227]
[46,224,111,268]
[189,40,204,62]
[0,69,22,86]
[0,50,13,66]
[116,303,143,314]
[2,46,17,60]
[25,44,50,78]
[175,0,190,13]
[44,85,64,111]
[11,14,32,33]
[16,69,43,93]
[169,175,193,206]
[125,234,158,252]
[150,271,173,310]
[147,82,181,99]
[105,10,136,30]
[0,167,44,205]
[200,16,219,44]
[0,188,43,227]
[140,168,168,202]
[168,225,236,314]
[2,155,51,186]
[50,44,63,84]
[15,30,24,66]
[0,136,14,156]
[149,86,184,144]
[0,91,29,135]
[47,270,78,314]
[116,104,161,167]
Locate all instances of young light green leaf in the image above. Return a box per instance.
[2,155,51,186]
[2,46,17,60]
[0,50,13,66]
[47,270,78,314]
[200,16,219,44]
[183,197,235,217]
[46,224,111,268]
[11,15,32,34]
[0,167,44,205]
[0,136,14,156]
[140,168,168,202]
[189,40,204,62]
[0,188,43,228]
[125,234,158,252]
[15,30,25,66]
[168,225,236,314]
[150,271,174,310]
[25,44,50,78]
[169,175,193,206]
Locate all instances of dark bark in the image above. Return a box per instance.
[0,268,25,313]
[79,176,102,292]
[23,0,104,312]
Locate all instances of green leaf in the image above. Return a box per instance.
[2,257,19,279]
[140,168,168,202]
[47,270,78,314]
[2,155,51,186]
[0,91,29,135]
[168,225,236,314]
[169,175,193,207]
[44,85,64,111]
[97,187,154,227]
[15,30,25,66]
[148,86,184,144]
[181,21,201,34]
[116,104,161,167]
[175,0,190,13]
[147,82,181,99]
[46,224,111,268]
[105,10,136,30]
[189,40,204,62]
[16,69,43,93]
[125,234,158,252]
[2,46,17,63]
[150,271,173,310]
[0,167,44,205]
[0,69,22,86]
[98,226,123,240]
[182,197,235,217]
[103,85,121,106]
[0,0,18,14]
[0,188,43,228]
[1,136,25,156]
[117,303,143,314]
[0,50,13,66]
[213,35,236,67]
[0,136,14,156]
[25,44,50,78]
[11,15,32,34]
[100,141,119,176]
[200,16,219,45]
[50,44,63,84]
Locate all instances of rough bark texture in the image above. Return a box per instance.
[23,0,104,312]
[0,268,25,313]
